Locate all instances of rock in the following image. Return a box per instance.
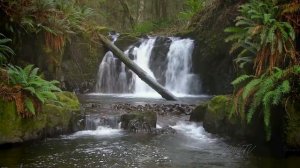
[201,95,300,155]
[286,102,300,148]
[189,102,208,122]
[120,111,157,133]
[179,0,243,94]
[153,126,176,135]
[202,95,250,139]
[0,91,81,145]
[149,37,172,85]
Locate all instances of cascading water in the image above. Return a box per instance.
[95,36,201,97]
[165,38,200,95]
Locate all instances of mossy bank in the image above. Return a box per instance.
[0,92,81,145]
[190,95,300,154]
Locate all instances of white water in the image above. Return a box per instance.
[95,36,201,98]
[67,126,123,139]
[132,37,158,95]
[165,38,200,94]
[171,121,215,142]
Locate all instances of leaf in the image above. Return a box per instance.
[231,75,253,86]
[23,86,36,95]
[242,78,262,99]
[25,97,35,115]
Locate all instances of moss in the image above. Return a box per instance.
[189,102,208,122]
[55,91,80,110]
[0,100,22,143]
[207,95,231,115]
[0,91,80,144]
[286,103,300,148]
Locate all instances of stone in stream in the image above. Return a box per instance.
[113,103,195,116]
[120,111,157,133]
[189,102,208,122]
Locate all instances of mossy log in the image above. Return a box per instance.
[98,34,177,101]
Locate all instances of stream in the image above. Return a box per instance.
[1,35,299,167]
[0,95,300,168]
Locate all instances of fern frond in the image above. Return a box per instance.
[231,75,254,87]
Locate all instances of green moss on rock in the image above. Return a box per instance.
[189,102,208,122]
[0,91,80,145]
[203,95,250,139]
[286,103,300,148]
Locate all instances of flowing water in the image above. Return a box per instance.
[0,95,299,168]
[95,36,201,97]
[1,35,299,167]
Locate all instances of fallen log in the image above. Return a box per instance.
[98,34,177,101]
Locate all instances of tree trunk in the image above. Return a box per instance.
[137,0,144,23]
[118,0,135,29]
[98,34,177,101]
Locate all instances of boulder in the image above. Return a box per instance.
[286,102,300,148]
[0,91,81,145]
[189,102,208,122]
[120,111,157,133]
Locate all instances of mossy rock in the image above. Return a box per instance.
[120,111,157,132]
[0,100,23,143]
[189,102,208,122]
[0,91,80,145]
[115,33,139,51]
[203,95,248,138]
[286,103,300,148]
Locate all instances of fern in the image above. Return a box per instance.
[25,97,35,115]
[225,0,296,74]
[231,74,253,86]
[7,64,62,115]
[242,78,261,99]
[232,66,300,140]
[0,34,15,65]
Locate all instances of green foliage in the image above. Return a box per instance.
[232,66,300,140]
[7,64,62,113]
[224,0,296,73]
[0,34,14,65]
[2,0,94,35]
[178,0,205,21]
[132,19,175,35]
[133,21,155,34]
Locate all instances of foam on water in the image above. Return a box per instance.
[171,121,215,142]
[66,126,123,139]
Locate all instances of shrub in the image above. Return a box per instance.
[1,64,62,117]
[0,34,14,65]
[231,66,300,140]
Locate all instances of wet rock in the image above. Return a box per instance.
[180,0,242,94]
[0,92,81,145]
[121,111,157,133]
[149,37,172,85]
[112,103,195,116]
[153,126,176,135]
[189,102,208,122]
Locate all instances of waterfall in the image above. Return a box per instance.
[165,38,201,95]
[95,36,201,97]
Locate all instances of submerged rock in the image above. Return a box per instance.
[120,111,157,133]
[0,91,81,145]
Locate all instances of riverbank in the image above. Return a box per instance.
[0,92,81,145]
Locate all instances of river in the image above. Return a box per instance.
[0,95,299,168]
